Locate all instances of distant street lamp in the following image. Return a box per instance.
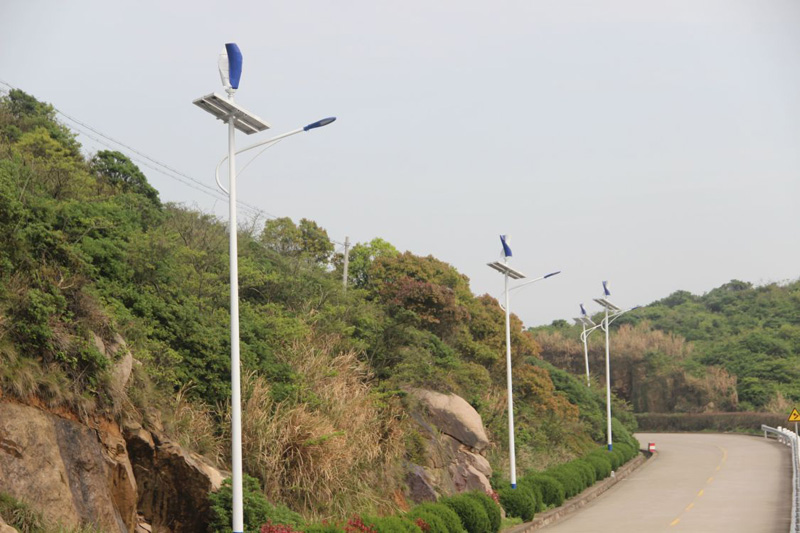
[573,304,597,387]
[488,236,560,489]
[592,281,639,452]
[193,43,335,533]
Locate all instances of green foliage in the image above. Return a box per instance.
[91,150,161,206]
[208,475,302,533]
[522,474,565,507]
[364,515,422,533]
[584,454,612,480]
[543,464,584,499]
[497,486,536,521]
[440,494,490,533]
[571,460,596,488]
[404,509,448,533]
[462,491,500,533]
[409,503,465,533]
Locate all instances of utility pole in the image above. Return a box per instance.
[342,236,350,290]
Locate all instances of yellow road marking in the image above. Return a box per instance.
[668,445,727,527]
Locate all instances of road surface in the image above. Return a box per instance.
[537,432,792,532]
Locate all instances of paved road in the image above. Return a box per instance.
[538,433,792,532]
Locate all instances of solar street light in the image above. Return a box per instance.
[193,43,335,533]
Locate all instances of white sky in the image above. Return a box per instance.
[2,1,798,326]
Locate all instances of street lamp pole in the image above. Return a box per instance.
[193,43,335,533]
[573,304,596,387]
[488,235,525,488]
[594,281,620,452]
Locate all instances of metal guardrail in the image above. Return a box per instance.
[762,424,799,533]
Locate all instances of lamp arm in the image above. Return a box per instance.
[214,127,306,194]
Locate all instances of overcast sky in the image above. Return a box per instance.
[2,1,798,327]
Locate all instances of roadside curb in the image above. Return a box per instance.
[504,450,655,533]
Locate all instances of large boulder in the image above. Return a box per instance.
[0,514,18,533]
[406,390,494,502]
[0,402,137,532]
[123,421,225,533]
[412,389,490,451]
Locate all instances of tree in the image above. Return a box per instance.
[91,150,161,206]
[260,217,334,266]
[340,237,399,289]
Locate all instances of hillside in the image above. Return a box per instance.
[531,280,800,413]
[0,89,636,529]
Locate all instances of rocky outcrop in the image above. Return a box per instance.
[0,403,137,532]
[407,389,494,502]
[0,515,18,533]
[413,389,490,451]
[123,421,225,533]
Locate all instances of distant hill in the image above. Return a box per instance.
[531,279,800,412]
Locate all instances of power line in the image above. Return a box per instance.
[0,80,347,246]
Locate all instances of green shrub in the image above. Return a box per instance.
[462,491,501,533]
[584,454,612,480]
[545,465,583,498]
[522,474,565,508]
[517,478,544,512]
[405,509,448,533]
[571,460,596,488]
[440,494,490,533]
[615,442,634,463]
[208,475,302,533]
[595,449,620,470]
[366,515,422,533]
[497,486,536,522]
[610,449,625,469]
[410,503,464,533]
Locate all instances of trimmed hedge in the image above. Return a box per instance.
[572,460,596,488]
[584,454,612,480]
[366,515,423,533]
[522,474,565,508]
[462,491,501,533]
[497,485,536,521]
[405,508,449,533]
[409,503,465,533]
[517,477,544,512]
[545,464,584,498]
[440,494,490,533]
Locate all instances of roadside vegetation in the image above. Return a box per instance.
[531,279,800,415]
[0,89,638,526]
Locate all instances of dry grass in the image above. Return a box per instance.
[163,382,224,465]
[220,336,405,521]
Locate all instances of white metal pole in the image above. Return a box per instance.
[342,236,350,290]
[504,268,517,488]
[582,326,591,387]
[227,108,244,533]
[605,306,613,451]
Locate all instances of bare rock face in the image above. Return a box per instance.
[0,514,18,533]
[123,421,224,533]
[407,389,494,502]
[412,389,490,451]
[0,403,137,532]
